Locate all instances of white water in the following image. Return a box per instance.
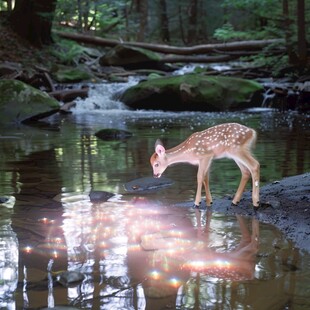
[72,77,139,113]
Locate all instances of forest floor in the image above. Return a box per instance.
[0,14,57,68]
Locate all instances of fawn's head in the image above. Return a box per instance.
[150,139,168,178]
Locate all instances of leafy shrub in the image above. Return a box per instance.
[50,39,87,65]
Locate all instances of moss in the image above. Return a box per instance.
[99,45,161,69]
[0,79,59,123]
[52,66,93,82]
[121,74,263,111]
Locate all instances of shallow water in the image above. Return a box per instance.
[0,99,310,309]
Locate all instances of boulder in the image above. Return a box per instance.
[52,65,93,83]
[120,74,263,111]
[99,45,163,70]
[0,79,59,124]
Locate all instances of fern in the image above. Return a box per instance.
[50,39,87,65]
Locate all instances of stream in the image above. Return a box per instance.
[0,77,310,309]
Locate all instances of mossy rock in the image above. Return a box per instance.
[52,65,93,83]
[99,45,163,70]
[0,79,59,124]
[120,74,263,111]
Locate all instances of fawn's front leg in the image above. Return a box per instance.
[203,172,213,207]
[194,157,212,208]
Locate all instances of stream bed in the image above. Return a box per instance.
[0,82,310,309]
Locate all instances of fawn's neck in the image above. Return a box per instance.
[166,141,200,165]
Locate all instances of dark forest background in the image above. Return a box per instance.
[0,0,308,68]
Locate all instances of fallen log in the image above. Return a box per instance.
[160,55,238,63]
[48,87,89,102]
[54,31,284,56]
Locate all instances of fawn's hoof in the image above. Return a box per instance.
[193,202,201,209]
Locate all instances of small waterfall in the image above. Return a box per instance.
[72,77,139,113]
[262,88,275,107]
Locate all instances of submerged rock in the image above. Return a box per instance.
[57,271,85,287]
[89,190,115,202]
[120,74,263,111]
[0,196,16,208]
[95,128,132,141]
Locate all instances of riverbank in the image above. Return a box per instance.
[175,173,310,252]
[253,173,310,253]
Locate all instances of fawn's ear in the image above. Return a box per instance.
[155,139,166,157]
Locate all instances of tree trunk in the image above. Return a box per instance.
[10,0,57,46]
[178,3,186,44]
[83,0,90,32]
[197,0,208,42]
[158,0,170,43]
[77,0,83,32]
[282,0,295,64]
[138,0,148,41]
[6,0,13,10]
[297,0,307,65]
[187,0,198,44]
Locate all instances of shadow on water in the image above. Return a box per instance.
[0,110,309,309]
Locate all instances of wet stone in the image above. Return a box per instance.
[124,176,174,193]
[89,190,115,202]
[40,307,80,310]
[0,196,9,203]
[57,271,85,287]
[95,128,132,141]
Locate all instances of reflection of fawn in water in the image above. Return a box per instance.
[140,208,259,288]
[184,209,260,281]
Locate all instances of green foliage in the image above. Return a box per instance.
[222,0,279,18]
[219,0,286,39]
[213,23,250,41]
[54,0,126,35]
[248,54,290,76]
[95,3,122,32]
[52,0,309,51]
[50,39,88,64]
[213,23,278,41]
[49,0,308,67]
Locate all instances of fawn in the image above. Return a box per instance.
[150,123,260,208]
